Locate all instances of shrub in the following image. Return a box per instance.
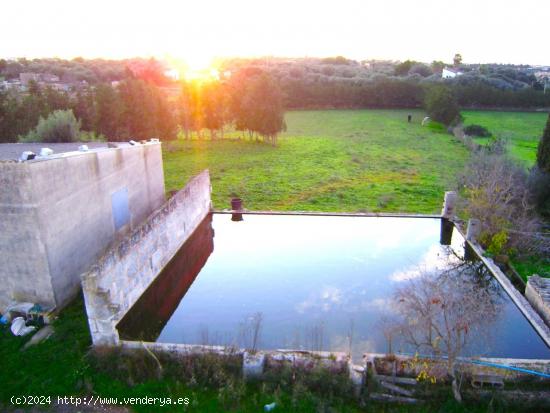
[463,124,491,137]
[409,63,433,77]
[424,85,461,126]
[21,109,81,143]
[458,150,543,256]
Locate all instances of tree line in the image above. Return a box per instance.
[220,57,550,110]
[0,69,286,144]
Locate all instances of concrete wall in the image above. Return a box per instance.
[82,170,211,345]
[526,275,550,327]
[0,163,55,308]
[0,143,165,312]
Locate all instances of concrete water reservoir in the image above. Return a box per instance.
[116,212,550,361]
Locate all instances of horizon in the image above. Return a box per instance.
[2,0,549,67]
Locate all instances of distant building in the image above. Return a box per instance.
[534,71,550,82]
[19,72,41,86]
[41,73,60,83]
[442,67,463,79]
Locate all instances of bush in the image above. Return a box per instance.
[21,109,81,143]
[409,63,433,77]
[424,85,461,126]
[463,124,491,137]
[458,150,543,256]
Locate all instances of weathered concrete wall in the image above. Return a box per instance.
[526,275,550,327]
[0,163,55,308]
[0,143,165,312]
[82,170,211,345]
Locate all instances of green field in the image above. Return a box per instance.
[461,110,547,165]
[164,109,469,213]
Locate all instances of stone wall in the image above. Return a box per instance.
[526,275,550,327]
[82,170,211,345]
[0,143,165,311]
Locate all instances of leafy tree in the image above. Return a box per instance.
[0,90,19,142]
[394,60,416,76]
[177,82,193,140]
[431,60,445,74]
[408,63,432,77]
[424,85,460,126]
[22,109,81,142]
[202,80,226,139]
[118,78,156,139]
[453,53,462,67]
[245,74,286,145]
[536,113,550,174]
[94,84,121,139]
[72,89,96,131]
[153,87,177,140]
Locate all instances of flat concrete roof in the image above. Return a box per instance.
[0,142,155,161]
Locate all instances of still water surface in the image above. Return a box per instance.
[118,213,550,360]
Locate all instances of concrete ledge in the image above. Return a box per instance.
[365,352,550,381]
[526,276,550,327]
[214,210,441,219]
[120,340,350,382]
[82,170,211,345]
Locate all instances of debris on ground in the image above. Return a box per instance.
[264,401,277,411]
[22,325,55,350]
[10,317,36,336]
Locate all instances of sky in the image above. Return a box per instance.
[1,0,548,66]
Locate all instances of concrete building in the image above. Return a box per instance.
[0,142,165,312]
[442,67,463,79]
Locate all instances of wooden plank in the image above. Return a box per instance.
[369,392,423,404]
[373,374,418,386]
[379,381,414,397]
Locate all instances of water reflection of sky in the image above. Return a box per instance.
[124,214,550,360]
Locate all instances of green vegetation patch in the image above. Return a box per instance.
[164,109,469,214]
[462,110,548,165]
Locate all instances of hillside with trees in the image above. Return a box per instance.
[1,56,549,143]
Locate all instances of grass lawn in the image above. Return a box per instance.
[461,110,547,166]
[163,109,469,214]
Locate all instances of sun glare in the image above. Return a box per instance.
[166,54,220,82]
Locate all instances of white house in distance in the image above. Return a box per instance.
[442,67,463,79]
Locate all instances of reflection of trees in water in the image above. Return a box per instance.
[237,312,263,352]
[390,254,505,401]
[305,320,326,352]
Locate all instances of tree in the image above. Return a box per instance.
[536,113,550,174]
[240,74,286,145]
[95,83,121,139]
[177,82,193,140]
[72,89,96,131]
[431,61,446,75]
[409,63,433,77]
[424,85,460,126]
[22,109,81,143]
[202,80,226,140]
[394,60,416,76]
[0,90,19,142]
[453,53,462,67]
